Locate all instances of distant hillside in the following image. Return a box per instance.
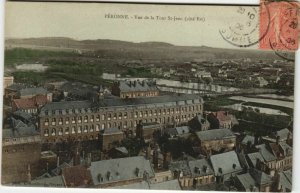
[5,37,281,61]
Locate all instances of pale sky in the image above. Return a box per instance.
[5,2,259,48]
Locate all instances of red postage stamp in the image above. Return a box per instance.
[259,0,299,51]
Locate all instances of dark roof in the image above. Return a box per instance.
[40,94,203,116]
[196,129,235,141]
[236,173,257,191]
[103,127,123,135]
[118,80,158,92]
[247,152,264,168]
[141,122,161,130]
[249,168,272,185]
[255,144,276,162]
[210,151,242,176]
[241,135,255,145]
[89,156,155,186]
[188,159,214,177]
[18,87,48,97]
[175,126,191,135]
[169,160,191,177]
[149,179,182,190]
[3,118,38,139]
[274,128,291,140]
[13,110,33,121]
[30,175,65,187]
[62,165,92,187]
[278,170,292,192]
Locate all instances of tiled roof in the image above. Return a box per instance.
[169,160,191,177]
[210,151,242,176]
[118,80,158,92]
[13,95,48,109]
[213,111,232,122]
[196,128,235,141]
[175,126,191,135]
[247,152,264,168]
[88,156,155,186]
[275,128,291,140]
[40,94,203,116]
[255,144,276,162]
[278,170,292,192]
[249,168,272,185]
[2,118,38,139]
[18,87,48,97]
[241,135,255,145]
[149,179,182,190]
[62,165,92,187]
[30,175,65,187]
[236,173,257,191]
[188,158,214,177]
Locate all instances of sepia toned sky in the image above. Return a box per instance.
[5,2,259,48]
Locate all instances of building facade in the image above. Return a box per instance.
[38,94,203,143]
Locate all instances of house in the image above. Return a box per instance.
[29,175,65,187]
[235,168,272,192]
[2,118,41,184]
[100,127,124,151]
[111,80,159,98]
[165,126,191,139]
[194,129,236,155]
[210,151,243,183]
[62,165,93,187]
[12,95,48,114]
[169,160,192,188]
[88,156,155,188]
[17,87,51,100]
[188,114,210,131]
[188,159,215,187]
[136,121,161,142]
[114,179,182,190]
[207,111,238,129]
[273,170,292,192]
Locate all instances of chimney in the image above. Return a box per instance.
[256,158,261,169]
[163,152,171,169]
[146,145,151,160]
[27,164,31,183]
[276,136,280,145]
[86,153,92,167]
[153,149,159,169]
[133,80,137,87]
[57,156,60,168]
[74,148,81,166]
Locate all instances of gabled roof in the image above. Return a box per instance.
[278,170,292,192]
[255,144,276,162]
[241,135,255,145]
[88,156,155,186]
[274,128,291,140]
[62,165,92,187]
[175,126,190,135]
[18,87,48,97]
[196,129,235,141]
[249,168,272,185]
[247,152,265,168]
[118,80,158,92]
[210,151,242,176]
[188,158,214,177]
[13,95,48,109]
[236,173,257,191]
[30,175,65,187]
[150,179,182,190]
[169,160,191,177]
[3,118,38,139]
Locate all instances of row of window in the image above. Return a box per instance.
[44,104,202,117]
[43,105,202,126]
[43,114,197,137]
[120,91,158,98]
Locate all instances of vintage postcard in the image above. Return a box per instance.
[2,1,297,192]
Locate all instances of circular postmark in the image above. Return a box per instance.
[219,4,270,48]
[267,1,299,61]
